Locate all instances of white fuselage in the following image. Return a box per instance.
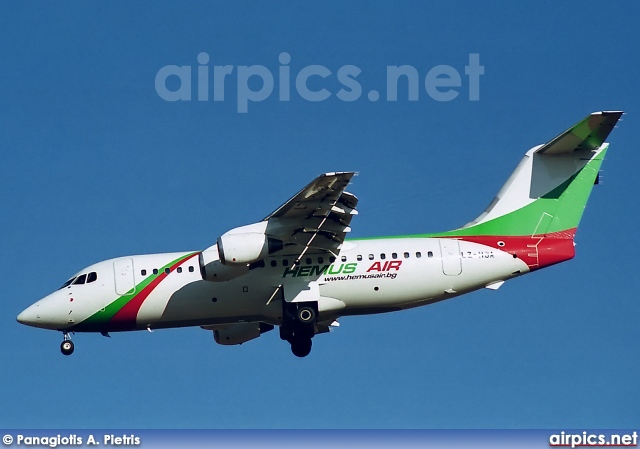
[18,237,528,333]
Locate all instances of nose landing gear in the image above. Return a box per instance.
[60,332,74,356]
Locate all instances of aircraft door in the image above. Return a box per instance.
[113,258,136,295]
[439,239,462,276]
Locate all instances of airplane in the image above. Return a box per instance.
[17,111,622,357]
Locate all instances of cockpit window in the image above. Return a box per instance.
[58,271,97,289]
[59,277,75,289]
[73,274,87,285]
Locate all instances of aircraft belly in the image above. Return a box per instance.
[150,277,282,327]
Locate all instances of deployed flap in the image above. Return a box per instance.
[265,172,357,220]
[535,111,623,155]
[264,172,358,258]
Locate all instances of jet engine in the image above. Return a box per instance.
[216,221,283,265]
[211,322,275,345]
[199,246,249,282]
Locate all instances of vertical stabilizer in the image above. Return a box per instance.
[442,111,622,237]
[431,111,622,269]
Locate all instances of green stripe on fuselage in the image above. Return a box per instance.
[80,252,197,326]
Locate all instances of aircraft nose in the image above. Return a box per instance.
[17,303,40,327]
[17,293,73,330]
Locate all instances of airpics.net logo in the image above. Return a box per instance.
[154,52,484,113]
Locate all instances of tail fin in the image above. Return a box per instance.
[433,111,622,269]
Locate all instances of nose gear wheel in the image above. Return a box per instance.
[60,332,74,356]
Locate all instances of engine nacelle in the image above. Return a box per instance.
[212,322,275,345]
[217,232,267,265]
[199,246,249,282]
[217,221,283,265]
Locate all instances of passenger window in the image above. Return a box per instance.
[87,272,98,283]
[141,269,147,276]
[404,252,410,258]
[329,256,336,263]
[318,257,324,264]
[416,252,422,258]
[153,269,158,275]
[428,251,433,258]
[357,255,362,261]
[380,253,386,260]
[341,256,347,262]
[392,253,398,259]
[368,254,374,260]
[73,274,87,285]
[270,260,277,267]
[164,268,170,274]
[177,267,183,273]
[282,259,289,267]
[188,266,194,272]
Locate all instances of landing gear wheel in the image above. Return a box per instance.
[60,340,74,356]
[290,337,312,358]
[296,306,316,324]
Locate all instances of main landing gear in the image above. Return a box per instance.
[60,332,74,356]
[291,337,312,358]
[281,303,317,358]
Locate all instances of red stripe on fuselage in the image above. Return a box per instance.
[454,229,577,270]
[109,253,199,330]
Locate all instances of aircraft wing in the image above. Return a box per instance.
[535,110,623,155]
[263,172,358,257]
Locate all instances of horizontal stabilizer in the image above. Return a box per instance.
[535,111,623,155]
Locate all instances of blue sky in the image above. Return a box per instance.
[2,1,639,429]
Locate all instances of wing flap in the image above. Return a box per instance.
[264,172,358,257]
[265,172,357,220]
